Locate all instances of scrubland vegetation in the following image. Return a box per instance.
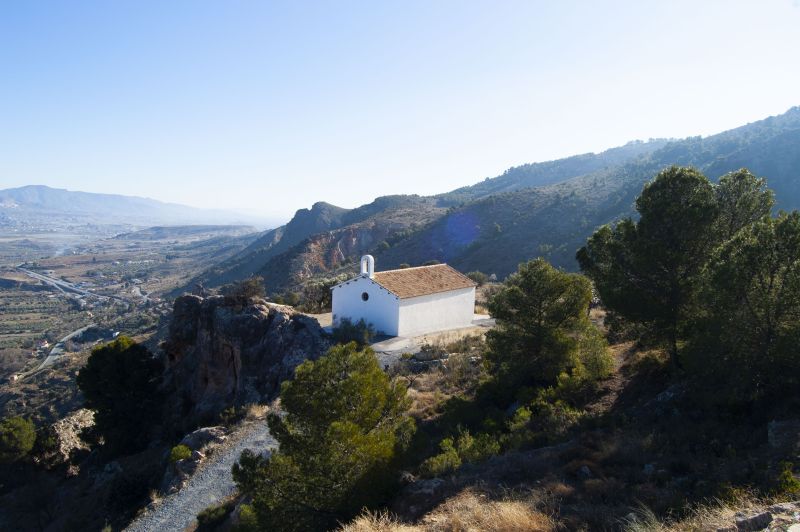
[220,166,800,531]
[3,166,799,531]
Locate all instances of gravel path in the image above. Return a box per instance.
[126,421,275,532]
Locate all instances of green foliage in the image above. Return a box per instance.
[420,429,501,478]
[715,168,774,240]
[577,166,721,368]
[76,336,164,455]
[197,500,234,531]
[775,462,800,496]
[420,437,461,477]
[221,276,265,303]
[219,406,245,427]
[299,274,348,313]
[466,270,489,286]
[455,429,501,463]
[169,444,192,463]
[576,323,615,381]
[234,504,259,532]
[231,449,267,494]
[0,416,36,463]
[486,258,608,397]
[687,212,800,403]
[273,291,301,307]
[525,392,584,440]
[233,342,415,531]
[31,425,59,464]
[332,317,376,346]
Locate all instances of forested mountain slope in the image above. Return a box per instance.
[374,107,800,278]
[195,107,800,293]
[438,138,669,205]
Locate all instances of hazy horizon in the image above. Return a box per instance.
[2,1,799,219]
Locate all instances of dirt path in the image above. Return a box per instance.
[585,340,637,416]
[125,421,275,532]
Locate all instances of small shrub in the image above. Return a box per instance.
[234,503,259,532]
[456,430,500,463]
[197,500,234,531]
[221,276,265,304]
[443,353,484,390]
[526,395,584,442]
[299,274,349,313]
[273,291,300,306]
[332,318,376,346]
[466,271,489,286]
[420,437,461,477]
[776,461,800,496]
[0,416,36,463]
[417,343,446,359]
[169,444,192,463]
[219,406,245,427]
[420,430,500,478]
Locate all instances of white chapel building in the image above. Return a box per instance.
[331,255,476,337]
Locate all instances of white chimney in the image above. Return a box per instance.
[360,255,375,278]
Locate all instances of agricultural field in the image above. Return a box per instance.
[0,225,261,420]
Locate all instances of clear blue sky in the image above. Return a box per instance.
[2,1,799,220]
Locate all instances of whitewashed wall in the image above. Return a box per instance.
[397,286,475,337]
[331,276,400,335]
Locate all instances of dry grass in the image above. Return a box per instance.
[421,490,557,531]
[244,402,270,420]
[623,492,771,532]
[406,386,451,420]
[393,337,486,421]
[340,511,417,532]
[341,490,557,532]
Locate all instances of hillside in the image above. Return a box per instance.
[375,107,800,277]
[438,138,669,205]
[193,195,444,290]
[190,107,800,294]
[115,225,258,241]
[0,185,278,230]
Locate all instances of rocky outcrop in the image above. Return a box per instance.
[719,502,800,531]
[179,426,227,451]
[51,408,94,463]
[162,295,330,432]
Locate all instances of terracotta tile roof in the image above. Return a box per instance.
[372,264,475,299]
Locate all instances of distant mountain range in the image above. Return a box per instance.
[190,106,800,295]
[0,185,281,230]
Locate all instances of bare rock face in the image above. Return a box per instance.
[51,408,94,462]
[162,295,330,432]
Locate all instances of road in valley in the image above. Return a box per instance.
[37,324,97,370]
[15,323,98,380]
[16,267,129,303]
